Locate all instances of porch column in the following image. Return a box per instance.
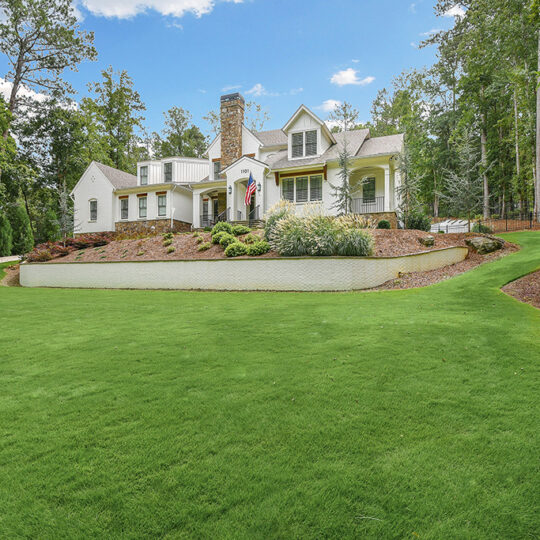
[192,193,199,228]
[393,168,401,212]
[383,166,390,212]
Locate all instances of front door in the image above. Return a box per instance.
[213,198,219,220]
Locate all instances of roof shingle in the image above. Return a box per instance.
[94,162,137,189]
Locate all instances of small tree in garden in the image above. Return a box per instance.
[396,145,422,222]
[440,129,486,232]
[328,102,359,215]
[6,204,33,254]
[0,211,13,256]
[58,181,74,243]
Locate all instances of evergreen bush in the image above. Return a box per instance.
[0,211,13,256]
[246,241,270,256]
[232,224,251,236]
[404,210,431,232]
[219,233,237,248]
[7,204,34,254]
[472,222,492,234]
[212,231,226,244]
[377,219,391,229]
[224,242,247,257]
[211,221,233,235]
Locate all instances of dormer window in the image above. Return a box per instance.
[164,162,172,183]
[140,166,148,185]
[291,130,317,158]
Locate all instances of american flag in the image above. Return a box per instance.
[245,173,257,206]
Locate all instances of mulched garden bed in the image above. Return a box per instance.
[46,229,481,263]
[501,270,540,309]
[368,241,518,291]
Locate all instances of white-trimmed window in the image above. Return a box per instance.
[138,196,147,218]
[363,177,376,203]
[281,174,323,203]
[157,194,167,217]
[120,198,129,220]
[140,166,148,185]
[309,175,323,201]
[89,199,97,221]
[291,130,318,158]
[164,162,173,183]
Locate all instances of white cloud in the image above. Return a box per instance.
[421,28,442,36]
[222,84,241,92]
[409,2,416,13]
[289,87,303,95]
[246,83,265,96]
[410,41,418,48]
[318,99,341,113]
[0,78,49,104]
[443,5,466,18]
[330,68,375,87]
[351,59,360,64]
[78,0,243,19]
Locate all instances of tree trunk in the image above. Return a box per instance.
[514,88,521,178]
[535,29,540,221]
[480,120,490,219]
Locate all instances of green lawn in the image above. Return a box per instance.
[0,231,538,539]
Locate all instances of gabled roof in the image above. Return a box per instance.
[282,104,337,145]
[221,154,270,175]
[356,133,404,157]
[254,129,288,147]
[94,162,137,189]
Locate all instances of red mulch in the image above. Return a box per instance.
[49,229,482,264]
[502,270,540,309]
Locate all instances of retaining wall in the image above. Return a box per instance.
[20,247,468,292]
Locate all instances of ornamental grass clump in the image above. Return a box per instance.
[269,214,374,257]
[264,200,294,240]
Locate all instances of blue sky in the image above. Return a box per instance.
[1,0,461,137]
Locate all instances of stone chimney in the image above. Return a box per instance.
[220,93,245,169]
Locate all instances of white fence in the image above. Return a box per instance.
[20,247,468,292]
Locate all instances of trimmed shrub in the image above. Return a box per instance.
[219,233,237,248]
[243,233,259,244]
[404,210,431,232]
[198,242,211,252]
[246,241,270,256]
[472,222,493,234]
[211,221,233,235]
[225,242,247,257]
[166,246,175,254]
[264,200,294,240]
[335,229,374,256]
[212,231,227,244]
[7,204,34,255]
[232,224,251,236]
[377,219,391,229]
[0,211,13,256]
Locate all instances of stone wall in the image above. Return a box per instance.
[115,219,190,235]
[220,93,244,169]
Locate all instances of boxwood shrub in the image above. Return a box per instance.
[212,231,226,244]
[219,233,237,248]
[377,219,391,229]
[197,242,211,251]
[224,242,247,257]
[232,224,251,236]
[211,222,233,235]
[246,241,270,256]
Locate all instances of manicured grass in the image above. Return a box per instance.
[0,232,538,539]
[0,260,17,281]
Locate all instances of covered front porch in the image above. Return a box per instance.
[349,161,400,215]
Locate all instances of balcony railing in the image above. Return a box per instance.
[248,205,260,224]
[351,196,385,214]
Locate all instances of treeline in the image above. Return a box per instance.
[353,0,539,220]
[0,0,207,255]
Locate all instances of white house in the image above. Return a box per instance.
[72,93,403,234]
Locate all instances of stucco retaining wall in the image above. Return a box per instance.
[20,247,467,292]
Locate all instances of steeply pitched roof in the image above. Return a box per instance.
[254,129,288,147]
[356,133,404,157]
[266,129,371,170]
[94,162,137,189]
